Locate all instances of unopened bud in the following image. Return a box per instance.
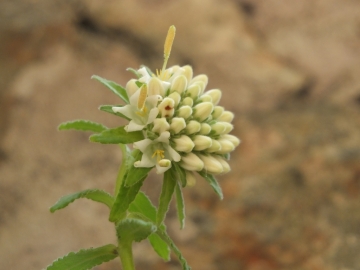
[193,135,212,151]
[158,159,171,167]
[212,106,224,119]
[152,118,170,134]
[193,102,213,122]
[199,123,211,135]
[179,152,204,171]
[182,65,193,82]
[197,154,223,174]
[171,75,187,94]
[213,156,231,173]
[217,111,234,123]
[211,122,226,135]
[170,117,186,134]
[185,120,201,134]
[182,97,193,107]
[222,122,233,134]
[190,74,208,90]
[173,135,194,153]
[168,92,181,107]
[186,84,201,99]
[204,89,222,105]
[148,77,165,96]
[221,134,241,147]
[216,138,235,154]
[198,94,212,103]
[185,170,196,187]
[206,139,222,152]
[177,105,192,119]
[158,98,175,118]
[125,79,139,97]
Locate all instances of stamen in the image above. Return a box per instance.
[137,85,147,110]
[152,149,165,162]
[162,25,176,73]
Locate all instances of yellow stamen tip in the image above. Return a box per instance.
[137,85,147,110]
[164,25,176,58]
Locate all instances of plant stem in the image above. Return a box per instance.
[118,240,135,270]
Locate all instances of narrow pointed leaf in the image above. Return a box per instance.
[156,230,191,270]
[156,169,176,226]
[126,68,141,78]
[124,150,152,186]
[91,75,129,103]
[116,218,156,243]
[58,120,107,133]
[45,244,118,270]
[114,144,131,196]
[99,105,130,120]
[175,181,185,229]
[198,171,223,200]
[89,126,144,144]
[109,177,145,222]
[50,189,114,213]
[173,162,187,187]
[148,233,170,261]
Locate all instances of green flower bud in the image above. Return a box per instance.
[148,77,164,96]
[206,139,222,152]
[211,122,226,135]
[177,105,192,119]
[173,135,195,153]
[158,159,171,167]
[168,92,181,107]
[180,152,204,171]
[193,135,212,151]
[213,156,231,173]
[199,123,211,135]
[125,79,139,97]
[217,111,234,123]
[171,75,187,94]
[193,102,213,122]
[212,106,224,119]
[222,122,233,134]
[186,84,201,99]
[182,97,193,107]
[170,117,186,134]
[185,170,196,187]
[152,118,170,134]
[204,89,221,105]
[216,138,235,154]
[183,65,193,82]
[221,134,241,147]
[198,94,213,103]
[185,120,201,134]
[197,154,223,174]
[190,74,208,90]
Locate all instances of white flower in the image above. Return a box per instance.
[138,67,171,92]
[133,131,181,174]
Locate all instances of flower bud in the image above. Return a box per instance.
[158,98,175,118]
[185,120,201,134]
[186,84,201,99]
[125,79,139,97]
[193,102,213,122]
[193,135,212,151]
[158,159,171,168]
[206,139,222,152]
[211,122,226,135]
[180,153,204,171]
[170,117,186,134]
[182,65,193,82]
[177,105,192,119]
[168,92,181,107]
[199,123,211,135]
[215,138,235,154]
[173,135,194,153]
[204,89,222,105]
[212,106,224,119]
[213,156,231,173]
[198,94,212,103]
[217,111,234,123]
[152,118,170,134]
[197,154,223,174]
[190,74,208,89]
[185,170,196,187]
[171,75,187,94]
[182,97,193,107]
[222,122,233,134]
[221,134,241,147]
[148,77,165,96]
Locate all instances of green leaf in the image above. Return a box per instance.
[116,218,156,243]
[50,189,114,213]
[156,230,191,270]
[45,244,118,270]
[91,75,129,103]
[58,120,107,133]
[129,192,170,261]
[109,177,145,222]
[89,126,144,144]
[173,162,187,187]
[175,181,185,229]
[126,68,141,78]
[198,171,223,200]
[124,150,152,186]
[99,105,130,120]
[156,169,176,226]
[114,144,131,196]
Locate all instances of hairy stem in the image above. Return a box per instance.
[118,240,135,270]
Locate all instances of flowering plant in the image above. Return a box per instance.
[46,26,239,270]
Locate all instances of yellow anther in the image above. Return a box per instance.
[152,149,165,162]
[162,25,176,72]
[135,106,148,117]
[137,85,147,110]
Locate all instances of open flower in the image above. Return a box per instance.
[133,131,181,174]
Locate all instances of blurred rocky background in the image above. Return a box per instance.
[1,0,360,269]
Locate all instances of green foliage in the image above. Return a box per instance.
[91,75,129,103]
[198,171,223,200]
[173,162,187,187]
[175,181,185,229]
[116,218,156,243]
[126,68,141,78]
[156,169,176,226]
[50,189,114,213]
[89,126,144,144]
[98,105,130,120]
[124,150,152,186]
[58,120,107,133]
[45,244,118,270]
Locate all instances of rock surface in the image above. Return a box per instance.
[0,1,360,270]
